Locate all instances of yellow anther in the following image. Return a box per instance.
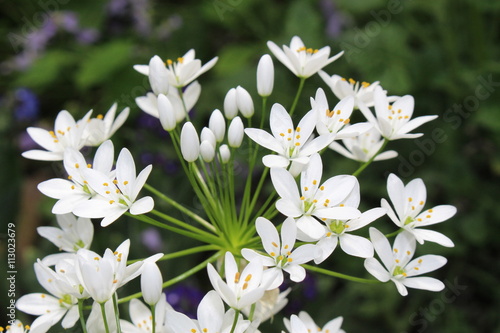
[417,218,422,222]
[71,185,75,190]
[113,179,118,184]
[114,251,118,255]
[339,204,345,207]
[41,294,46,298]
[272,242,278,247]
[109,200,115,204]
[320,186,325,191]
[325,199,330,203]
[295,142,300,146]
[306,48,313,53]
[177,57,184,63]
[395,259,400,263]
[97,114,104,120]
[113,279,118,283]
[83,180,88,184]
[296,127,301,132]
[398,116,403,120]
[166,59,173,65]
[313,199,317,203]
[408,197,413,202]
[312,180,317,185]
[124,181,129,185]
[287,258,293,262]
[339,118,344,122]
[245,274,252,282]
[300,196,305,200]
[418,259,423,264]
[234,272,240,283]
[296,135,301,139]
[116,189,120,193]
[345,224,350,228]
[406,251,411,255]
[304,186,309,191]
[388,105,393,110]
[280,133,285,137]
[203,329,208,333]
[326,232,332,237]
[287,251,291,255]
[426,215,431,218]
[25,326,30,330]
[341,77,347,81]
[87,164,92,168]
[287,129,292,133]
[94,257,100,260]
[191,329,197,333]
[106,191,110,194]
[361,82,370,88]
[68,175,72,180]
[402,272,407,277]
[326,109,334,117]
[348,78,356,84]
[404,115,409,119]
[428,209,433,213]
[388,116,393,120]
[270,252,276,256]
[412,206,415,210]
[75,163,80,168]
[48,278,53,282]
[394,248,399,253]
[343,119,350,124]
[284,245,289,249]
[419,201,424,205]
[242,282,248,290]
[414,267,419,270]
[59,269,65,273]
[322,218,327,221]
[287,138,292,141]
[103,183,109,186]
[53,139,59,143]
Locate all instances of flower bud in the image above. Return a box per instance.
[228,116,244,148]
[219,144,230,164]
[157,94,176,131]
[200,127,217,148]
[257,54,274,97]
[148,55,169,95]
[141,261,163,306]
[223,88,238,120]
[200,140,215,162]
[236,86,254,118]
[180,122,200,162]
[208,109,226,142]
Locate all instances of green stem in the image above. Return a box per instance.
[230,309,241,333]
[100,302,111,333]
[289,77,306,116]
[385,228,404,238]
[144,184,215,232]
[119,251,223,304]
[112,293,122,333]
[150,209,217,240]
[78,299,88,333]
[303,264,381,284]
[128,245,218,264]
[151,304,156,333]
[352,138,389,177]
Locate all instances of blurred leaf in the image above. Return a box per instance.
[75,41,133,90]
[214,44,255,77]
[284,0,322,44]
[15,51,74,89]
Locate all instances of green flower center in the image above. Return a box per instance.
[404,216,414,225]
[329,220,345,234]
[393,265,406,277]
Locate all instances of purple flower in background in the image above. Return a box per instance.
[320,0,347,39]
[77,29,99,44]
[14,88,39,122]
[166,284,205,319]
[141,227,163,252]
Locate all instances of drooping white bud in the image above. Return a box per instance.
[141,261,163,306]
[157,94,176,131]
[208,109,226,142]
[180,122,200,162]
[219,144,230,164]
[148,55,169,95]
[257,54,274,97]
[228,116,244,148]
[200,140,216,162]
[236,86,254,118]
[200,127,217,149]
[223,88,238,120]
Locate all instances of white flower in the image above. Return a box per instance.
[37,140,115,215]
[236,86,254,118]
[245,103,334,171]
[359,86,438,140]
[267,36,343,78]
[120,296,174,333]
[242,217,316,289]
[228,116,244,148]
[180,122,200,162]
[329,126,398,163]
[158,93,177,131]
[37,214,93,265]
[257,54,274,97]
[318,72,391,108]
[2,320,32,333]
[135,50,218,88]
[141,261,163,306]
[223,88,238,120]
[284,312,345,333]
[16,261,80,333]
[311,88,372,138]
[313,207,386,263]
[83,103,129,146]
[241,288,290,323]
[218,144,230,164]
[364,228,447,296]
[381,173,456,247]
[85,300,117,333]
[208,109,226,142]
[72,147,154,227]
[200,140,216,162]
[22,110,92,161]
[207,252,267,310]
[271,154,361,239]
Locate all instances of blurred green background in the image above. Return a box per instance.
[1,0,499,332]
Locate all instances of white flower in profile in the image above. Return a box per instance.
[267,36,343,78]
[270,154,361,239]
[364,228,447,296]
[141,261,163,306]
[22,109,92,161]
[313,207,386,263]
[359,86,437,140]
[318,72,390,108]
[257,54,274,97]
[83,103,129,146]
[311,88,372,138]
[329,126,398,163]
[381,174,456,247]
[16,261,81,333]
[2,320,32,333]
[180,122,200,163]
[72,148,154,227]
[207,252,267,310]
[242,217,316,290]
[120,296,174,333]
[37,214,94,265]
[284,312,345,333]
[241,288,291,323]
[245,103,333,171]
[134,51,218,88]
[37,140,115,215]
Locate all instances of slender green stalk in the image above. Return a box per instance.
[259,97,268,129]
[178,87,191,122]
[229,309,241,333]
[151,304,156,333]
[144,184,215,232]
[248,303,256,322]
[78,299,88,333]
[385,228,404,238]
[112,293,122,333]
[128,245,219,264]
[303,264,381,284]
[100,303,111,333]
[244,167,270,224]
[289,77,306,116]
[150,209,217,240]
[352,138,389,177]
[119,251,223,304]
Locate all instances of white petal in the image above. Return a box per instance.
[364,258,390,282]
[339,234,374,258]
[403,277,445,292]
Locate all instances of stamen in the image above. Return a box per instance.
[234,272,240,283]
[272,242,278,247]
[97,114,104,120]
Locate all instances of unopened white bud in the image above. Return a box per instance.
[223,88,238,120]
[208,109,226,142]
[236,86,254,118]
[157,94,176,131]
[141,262,163,306]
[257,54,274,97]
[219,144,230,164]
[200,141,215,162]
[180,122,200,162]
[228,116,244,148]
[200,127,217,149]
[149,55,169,95]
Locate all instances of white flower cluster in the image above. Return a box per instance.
[17,36,456,333]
